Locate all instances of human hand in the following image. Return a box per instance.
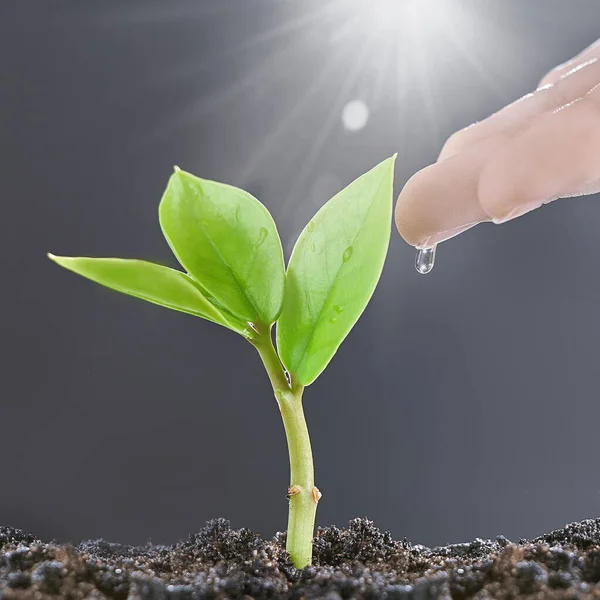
[395,39,600,250]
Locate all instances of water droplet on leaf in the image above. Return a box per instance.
[333,304,344,314]
[308,221,315,232]
[329,316,337,324]
[342,246,353,262]
[234,206,241,222]
[415,246,436,274]
[310,242,316,253]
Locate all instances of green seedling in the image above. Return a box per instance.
[48,155,396,568]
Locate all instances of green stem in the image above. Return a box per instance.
[252,330,318,569]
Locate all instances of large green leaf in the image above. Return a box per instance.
[159,169,285,325]
[48,255,247,334]
[277,156,396,386]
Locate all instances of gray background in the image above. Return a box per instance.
[1,0,600,549]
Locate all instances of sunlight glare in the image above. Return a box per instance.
[370,0,444,33]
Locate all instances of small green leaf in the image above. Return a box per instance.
[277,156,396,386]
[48,255,247,334]
[159,169,285,325]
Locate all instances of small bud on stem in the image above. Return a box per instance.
[312,486,322,504]
[288,485,301,498]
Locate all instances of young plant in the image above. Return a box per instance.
[48,156,396,568]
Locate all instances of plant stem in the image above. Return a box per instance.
[277,387,317,568]
[252,330,317,569]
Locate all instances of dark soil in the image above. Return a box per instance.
[2,518,600,599]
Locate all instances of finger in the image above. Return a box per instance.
[478,82,600,223]
[440,57,600,161]
[396,53,600,248]
[395,82,600,248]
[395,137,498,248]
[538,38,600,87]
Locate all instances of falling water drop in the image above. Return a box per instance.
[415,246,436,275]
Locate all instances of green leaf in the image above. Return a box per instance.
[276,156,396,386]
[47,255,247,334]
[159,169,285,325]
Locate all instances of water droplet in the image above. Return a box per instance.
[415,246,437,275]
[333,304,344,314]
[329,316,337,324]
[234,206,241,222]
[310,242,316,253]
[307,221,315,232]
[254,227,268,249]
[342,246,353,262]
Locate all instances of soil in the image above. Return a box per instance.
[2,518,600,599]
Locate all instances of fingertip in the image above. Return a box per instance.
[395,151,489,247]
[395,166,436,247]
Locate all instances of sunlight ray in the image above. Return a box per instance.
[368,38,395,116]
[143,3,365,145]
[405,12,442,149]
[154,0,351,89]
[281,36,374,230]
[145,35,308,143]
[238,42,357,184]
[435,5,509,100]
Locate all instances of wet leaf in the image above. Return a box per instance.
[277,156,396,385]
[159,169,285,325]
[48,255,247,334]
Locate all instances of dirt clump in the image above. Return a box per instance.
[2,517,600,598]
